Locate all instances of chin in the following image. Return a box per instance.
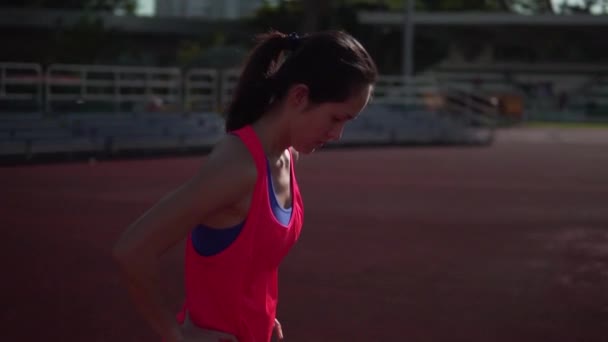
[293,145,316,155]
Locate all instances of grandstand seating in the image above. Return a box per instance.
[0,62,499,161]
[431,62,608,121]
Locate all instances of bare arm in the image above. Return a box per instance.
[112,137,256,342]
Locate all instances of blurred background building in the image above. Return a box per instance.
[155,0,271,19]
[0,0,607,162]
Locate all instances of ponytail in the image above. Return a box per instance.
[225,30,377,132]
[225,31,297,131]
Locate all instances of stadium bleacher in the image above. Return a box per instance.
[0,62,501,162]
[431,62,608,121]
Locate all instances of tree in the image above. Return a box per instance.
[0,0,137,14]
[294,0,607,21]
[0,0,140,64]
[47,13,127,64]
[557,0,608,13]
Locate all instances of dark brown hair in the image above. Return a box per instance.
[225,30,378,131]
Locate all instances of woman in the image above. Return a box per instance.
[113,30,378,342]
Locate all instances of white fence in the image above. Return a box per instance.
[0,63,504,159]
[45,64,182,113]
[0,62,501,115]
[184,68,219,112]
[220,68,240,110]
[3,61,608,119]
[0,63,43,105]
[1,62,241,113]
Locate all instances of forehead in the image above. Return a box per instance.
[317,85,372,113]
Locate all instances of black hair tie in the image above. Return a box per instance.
[285,32,300,51]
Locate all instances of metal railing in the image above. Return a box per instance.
[0,62,43,109]
[45,64,182,113]
[220,68,240,111]
[0,62,509,124]
[372,75,441,107]
[184,69,219,112]
[442,87,499,127]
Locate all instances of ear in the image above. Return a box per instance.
[286,83,310,110]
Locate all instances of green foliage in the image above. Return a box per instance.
[288,0,607,14]
[418,0,505,11]
[247,0,305,36]
[244,0,448,73]
[177,41,204,67]
[0,0,137,13]
[48,14,124,64]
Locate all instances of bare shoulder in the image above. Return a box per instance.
[197,133,257,185]
[112,133,257,259]
[205,133,253,166]
[145,133,258,231]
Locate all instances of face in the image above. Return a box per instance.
[288,84,373,154]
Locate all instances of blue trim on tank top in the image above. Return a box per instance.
[266,158,293,225]
[192,157,293,256]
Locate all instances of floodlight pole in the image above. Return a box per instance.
[403,0,415,106]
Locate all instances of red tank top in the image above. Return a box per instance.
[177,125,304,342]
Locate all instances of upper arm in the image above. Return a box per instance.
[113,136,256,262]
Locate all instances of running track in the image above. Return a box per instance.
[1,128,607,342]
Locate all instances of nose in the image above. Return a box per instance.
[327,125,344,141]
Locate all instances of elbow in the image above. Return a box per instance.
[112,241,133,270]
[112,237,143,272]
[112,238,156,275]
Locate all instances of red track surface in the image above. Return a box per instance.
[2,132,608,342]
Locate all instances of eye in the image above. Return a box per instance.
[332,116,343,123]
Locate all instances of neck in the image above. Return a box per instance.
[251,107,291,162]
